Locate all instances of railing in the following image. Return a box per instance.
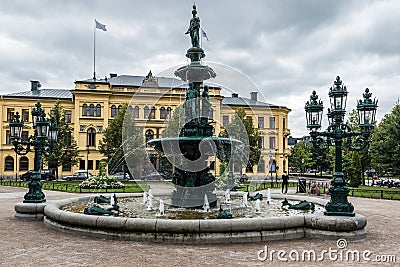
[0,178,132,194]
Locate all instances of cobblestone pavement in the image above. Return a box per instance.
[0,185,399,267]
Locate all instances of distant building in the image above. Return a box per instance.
[0,72,290,178]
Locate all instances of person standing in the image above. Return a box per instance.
[281,171,289,194]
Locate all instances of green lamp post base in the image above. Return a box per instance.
[23,174,46,203]
[324,185,354,217]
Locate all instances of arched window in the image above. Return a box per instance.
[4,156,14,171]
[167,107,172,119]
[96,104,101,117]
[111,105,117,117]
[89,104,95,116]
[134,106,139,118]
[257,159,265,173]
[144,106,150,119]
[160,107,167,119]
[118,105,122,115]
[149,106,156,119]
[19,156,29,171]
[82,104,88,116]
[87,128,96,147]
[145,129,154,143]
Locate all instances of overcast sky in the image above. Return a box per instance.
[1,0,399,137]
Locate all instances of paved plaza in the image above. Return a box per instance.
[0,184,398,266]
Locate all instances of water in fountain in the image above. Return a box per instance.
[242,192,248,207]
[203,194,210,212]
[158,199,165,216]
[267,188,271,204]
[255,199,261,213]
[146,194,153,211]
[224,189,231,203]
[142,192,147,205]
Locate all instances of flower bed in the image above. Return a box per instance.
[79,176,125,189]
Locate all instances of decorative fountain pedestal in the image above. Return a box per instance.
[148,4,241,209]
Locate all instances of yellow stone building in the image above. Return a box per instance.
[0,72,290,178]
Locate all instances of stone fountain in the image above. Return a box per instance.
[16,4,368,244]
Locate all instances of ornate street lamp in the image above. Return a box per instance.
[10,101,58,203]
[305,76,377,216]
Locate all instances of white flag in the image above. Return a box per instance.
[201,28,209,41]
[95,19,107,31]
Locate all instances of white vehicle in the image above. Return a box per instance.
[63,170,93,181]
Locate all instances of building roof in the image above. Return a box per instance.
[77,74,188,89]
[222,96,284,109]
[4,89,73,100]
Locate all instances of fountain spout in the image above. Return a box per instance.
[255,199,261,213]
[203,194,210,212]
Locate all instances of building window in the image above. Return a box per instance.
[160,107,167,119]
[87,128,96,147]
[145,129,154,143]
[118,105,122,113]
[269,137,276,150]
[260,137,264,149]
[5,130,11,145]
[110,105,117,117]
[22,109,29,122]
[223,115,229,127]
[257,159,265,173]
[149,107,156,119]
[144,106,150,119]
[62,164,71,171]
[19,156,29,171]
[283,118,286,129]
[134,106,140,118]
[96,104,101,117]
[65,110,72,123]
[269,117,276,129]
[82,104,88,116]
[7,108,14,122]
[283,137,286,149]
[89,104,95,116]
[88,160,94,170]
[258,117,264,128]
[4,156,14,171]
[79,160,85,170]
[167,107,172,119]
[21,131,29,142]
[210,161,215,170]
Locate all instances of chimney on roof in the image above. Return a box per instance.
[231,93,239,98]
[31,80,41,91]
[250,92,258,101]
[110,73,117,78]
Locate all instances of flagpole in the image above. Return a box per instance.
[93,21,96,80]
[200,28,203,48]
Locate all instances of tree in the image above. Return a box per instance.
[43,100,80,179]
[219,108,261,173]
[370,103,400,177]
[162,105,184,138]
[99,103,145,178]
[289,141,313,174]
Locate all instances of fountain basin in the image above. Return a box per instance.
[42,193,367,243]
